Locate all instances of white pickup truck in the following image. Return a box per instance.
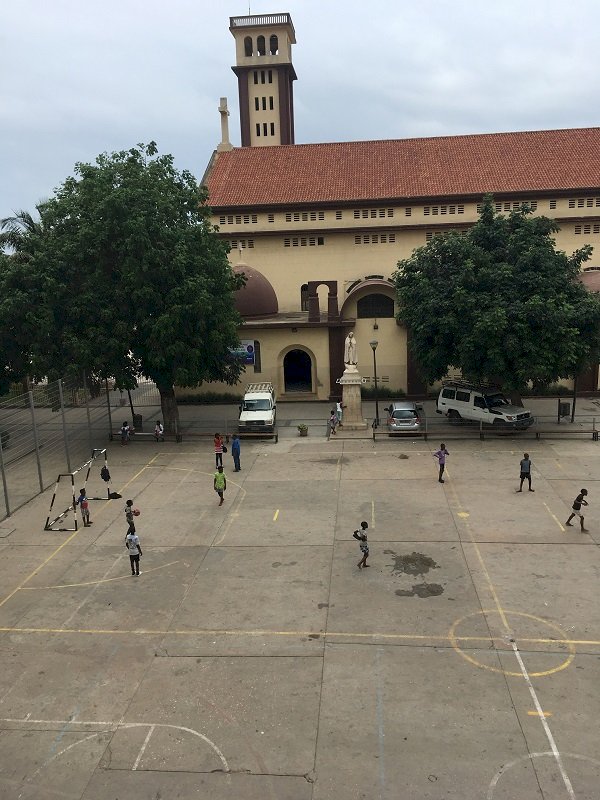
[238,382,277,433]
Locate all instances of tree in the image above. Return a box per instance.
[394,196,600,393]
[0,206,45,259]
[0,143,244,431]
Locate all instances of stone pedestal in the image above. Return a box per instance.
[338,368,367,430]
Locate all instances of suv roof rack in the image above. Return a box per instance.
[441,379,501,392]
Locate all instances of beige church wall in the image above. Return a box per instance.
[230,232,421,313]
[178,326,331,401]
[341,288,407,392]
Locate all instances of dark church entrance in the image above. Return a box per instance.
[284,349,312,392]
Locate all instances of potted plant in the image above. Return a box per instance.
[297,423,308,437]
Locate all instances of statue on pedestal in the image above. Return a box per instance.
[344,331,358,368]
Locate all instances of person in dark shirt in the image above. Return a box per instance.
[565,489,588,532]
[516,452,534,492]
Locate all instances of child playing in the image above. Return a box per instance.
[433,443,449,483]
[353,520,369,569]
[214,433,224,468]
[214,465,227,506]
[329,409,337,435]
[565,489,589,532]
[120,421,130,446]
[125,527,143,576]
[75,488,92,527]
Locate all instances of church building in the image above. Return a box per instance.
[200,12,600,400]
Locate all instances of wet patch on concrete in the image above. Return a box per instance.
[395,583,444,598]
[384,550,439,577]
[317,603,329,609]
[311,457,348,466]
[271,561,298,568]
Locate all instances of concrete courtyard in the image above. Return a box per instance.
[0,432,598,799]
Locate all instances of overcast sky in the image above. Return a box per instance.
[2,0,600,221]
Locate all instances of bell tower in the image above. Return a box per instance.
[229,13,297,147]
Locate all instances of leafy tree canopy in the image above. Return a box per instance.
[394,195,600,391]
[0,143,244,429]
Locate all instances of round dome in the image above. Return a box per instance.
[233,264,279,318]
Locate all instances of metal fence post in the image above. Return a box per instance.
[0,430,10,518]
[58,379,71,472]
[28,390,44,493]
[82,372,93,453]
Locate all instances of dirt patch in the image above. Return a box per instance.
[396,583,444,598]
[384,550,439,576]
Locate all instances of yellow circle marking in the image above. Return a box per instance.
[449,610,576,678]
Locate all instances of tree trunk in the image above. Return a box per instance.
[157,383,180,435]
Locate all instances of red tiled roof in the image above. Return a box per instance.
[205,128,600,208]
[578,270,600,292]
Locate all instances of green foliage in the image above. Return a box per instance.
[394,195,600,391]
[360,386,406,399]
[175,391,243,405]
[0,143,244,431]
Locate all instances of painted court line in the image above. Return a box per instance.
[543,501,566,532]
[511,641,575,799]
[21,561,179,590]
[447,479,576,796]
[0,623,598,647]
[132,724,155,770]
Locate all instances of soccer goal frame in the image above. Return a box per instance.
[44,448,117,531]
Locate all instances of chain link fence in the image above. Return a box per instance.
[0,377,113,520]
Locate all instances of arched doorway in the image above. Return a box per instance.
[284,349,312,392]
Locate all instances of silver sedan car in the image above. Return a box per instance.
[386,401,423,434]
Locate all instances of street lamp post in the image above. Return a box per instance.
[370,339,379,428]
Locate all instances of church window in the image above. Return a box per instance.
[270,35,278,55]
[244,37,253,57]
[263,122,268,136]
[262,97,266,110]
[268,70,273,83]
[261,70,266,84]
[253,71,258,84]
[357,294,395,319]
[270,123,275,136]
[269,96,274,110]
[257,35,266,56]
[255,97,259,111]
[256,124,261,136]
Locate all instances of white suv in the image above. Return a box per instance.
[436,381,534,429]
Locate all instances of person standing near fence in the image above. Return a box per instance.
[231,434,241,471]
[120,421,130,446]
[75,488,92,527]
[433,443,449,483]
